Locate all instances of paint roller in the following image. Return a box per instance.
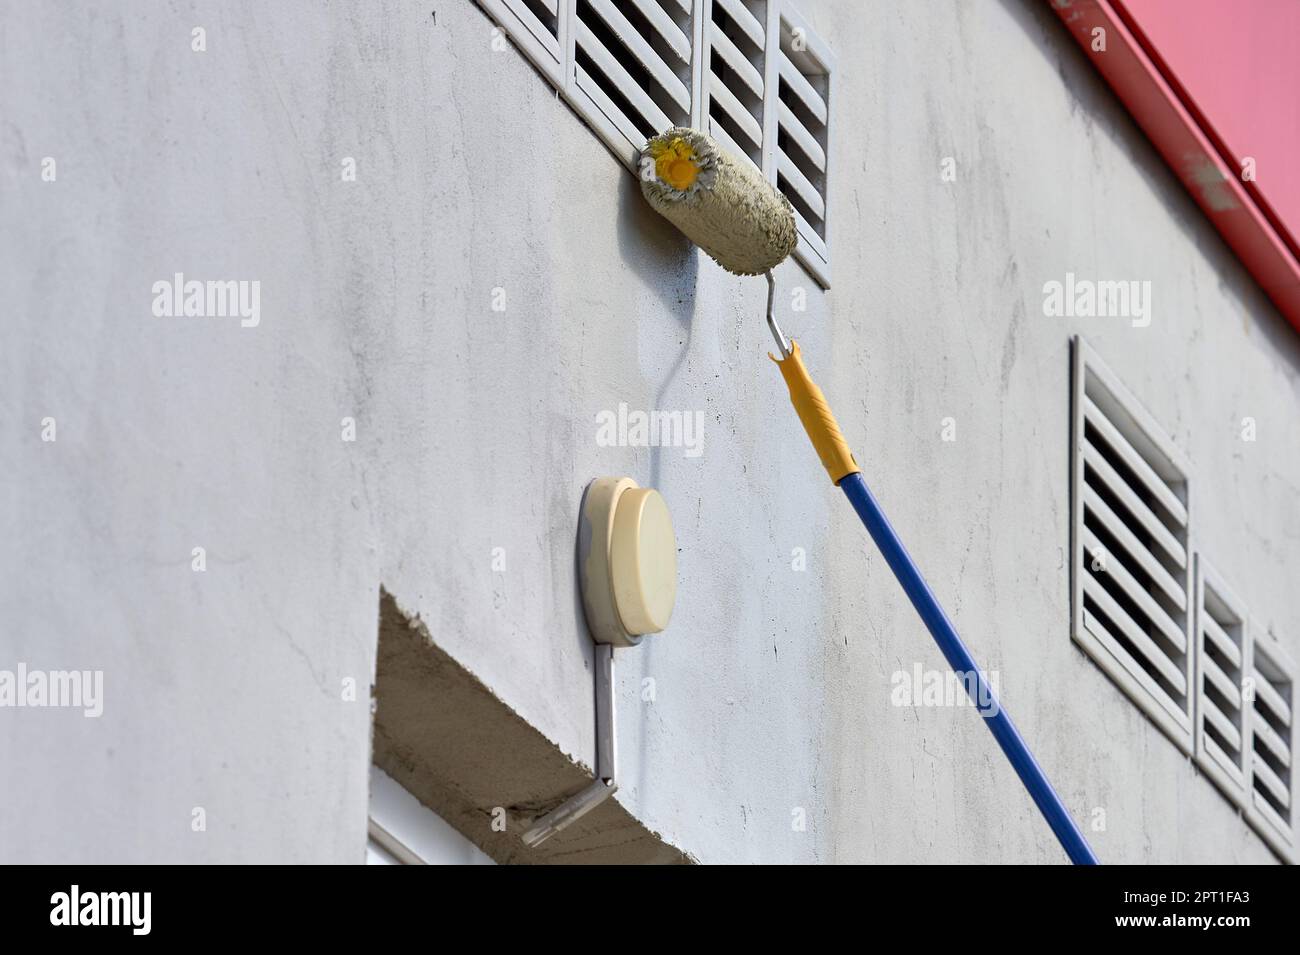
[640,128,1099,865]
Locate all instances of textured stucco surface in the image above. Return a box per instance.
[2,0,1297,863]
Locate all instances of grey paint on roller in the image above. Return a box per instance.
[3,0,1299,864]
[641,128,798,277]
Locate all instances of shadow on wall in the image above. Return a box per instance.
[613,164,702,492]
[612,164,702,819]
[615,163,701,327]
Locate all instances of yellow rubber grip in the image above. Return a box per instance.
[771,341,860,485]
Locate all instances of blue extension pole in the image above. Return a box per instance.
[839,471,1099,865]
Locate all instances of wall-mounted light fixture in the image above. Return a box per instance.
[522,478,677,847]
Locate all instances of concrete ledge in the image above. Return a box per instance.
[372,588,692,864]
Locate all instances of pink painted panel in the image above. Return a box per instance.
[1118,0,1300,257]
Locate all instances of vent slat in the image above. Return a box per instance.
[1201,612,1242,669]
[585,0,691,112]
[669,0,691,14]
[1082,440,1186,568]
[1081,526,1187,654]
[498,0,562,57]
[789,204,828,259]
[576,24,674,132]
[1253,752,1291,809]
[575,63,652,149]
[707,73,762,148]
[1081,573,1187,695]
[709,22,764,98]
[777,51,827,124]
[1253,670,1292,729]
[777,100,827,171]
[1201,652,1241,709]
[714,0,765,48]
[1203,732,1240,774]
[1252,789,1293,839]
[520,0,560,35]
[1083,606,1187,715]
[1083,484,1186,611]
[706,116,757,170]
[1083,395,1187,527]
[777,149,825,220]
[1254,711,1292,768]
[1203,696,1243,752]
[626,0,691,64]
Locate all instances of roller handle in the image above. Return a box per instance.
[770,341,860,485]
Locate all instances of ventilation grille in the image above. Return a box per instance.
[772,5,830,282]
[478,0,835,288]
[704,0,766,168]
[1249,636,1295,858]
[1071,339,1193,751]
[1194,561,1249,800]
[574,0,694,150]
[1069,341,1298,861]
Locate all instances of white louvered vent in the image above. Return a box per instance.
[572,0,696,164]
[481,0,566,84]
[477,0,835,288]
[1071,339,1193,751]
[769,3,832,286]
[1194,560,1249,804]
[1248,634,1297,863]
[703,0,767,169]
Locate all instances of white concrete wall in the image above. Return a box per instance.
[2,0,1296,863]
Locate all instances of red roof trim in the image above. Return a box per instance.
[1051,0,1300,334]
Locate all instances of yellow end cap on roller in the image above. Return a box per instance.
[771,341,861,486]
[649,136,700,191]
